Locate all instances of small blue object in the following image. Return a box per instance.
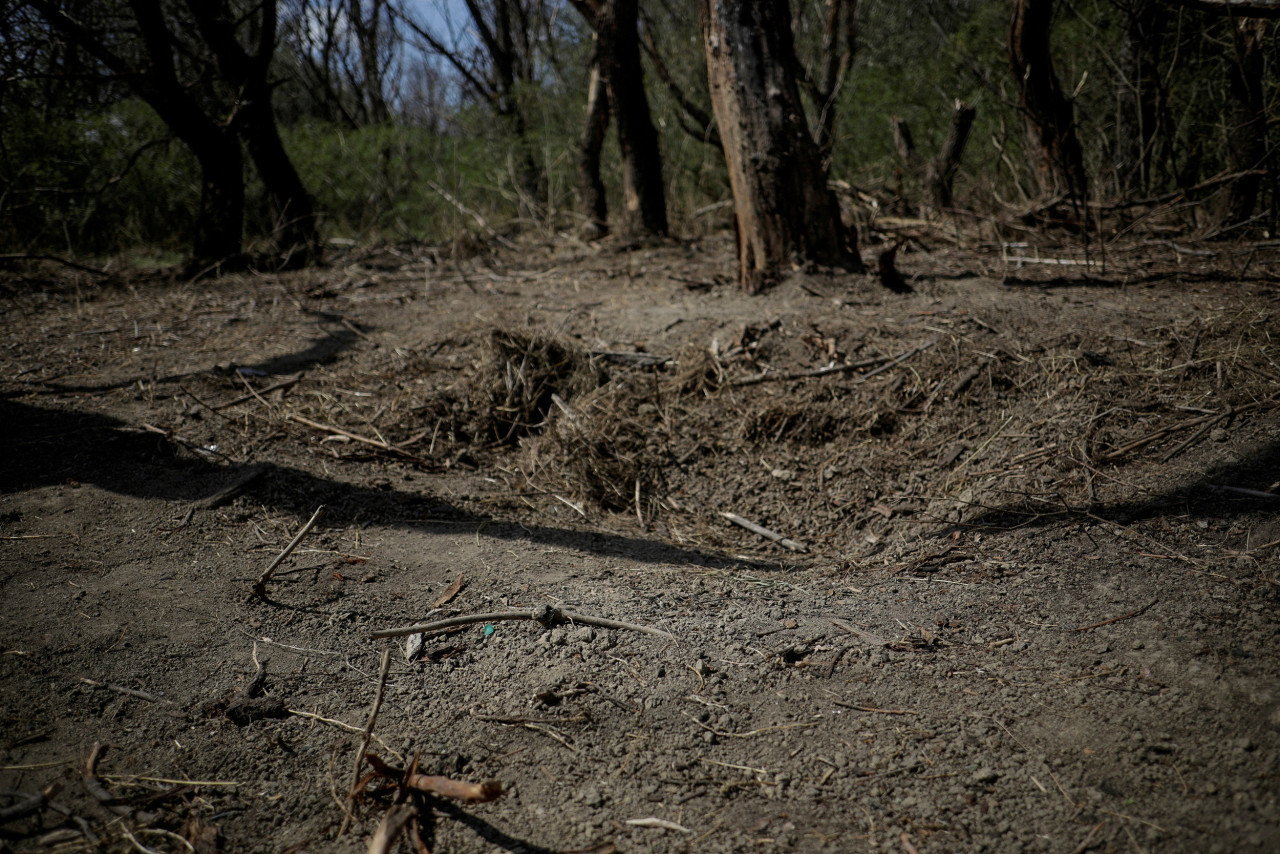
[482,624,495,637]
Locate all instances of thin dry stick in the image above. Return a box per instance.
[426,180,518,249]
[1072,599,1159,632]
[253,505,325,598]
[214,374,301,410]
[339,648,393,837]
[370,605,675,641]
[732,340,936,387]
[287,415,428,461]
[834,701,919,716]
[720,511,808,552]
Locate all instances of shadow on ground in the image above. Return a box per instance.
[956,438,1280,533]
[0,399,753,570]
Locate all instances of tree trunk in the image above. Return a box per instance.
[1112,1,1164,197]
[188,131,247,266]
[185,0,320,263]
[926,100,976,209]
[578,52,611,239]
[1218,18,1267,229]
[597,0,667,237]
[238,96,321,264]
[1008,0,1088,203]
[702,0,861,293]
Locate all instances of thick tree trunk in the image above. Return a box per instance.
[926,101,976,209]
[238,95,321,264]
[188,131,247,265]
[1219,18,1267,229]
[1008,0,1088,202]
[702,0,861,293]
[186,0,320,263]
[577,55,611,239]
[598,0,667,237]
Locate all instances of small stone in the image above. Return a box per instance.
[1211,427,1229,442]
[970,767,1000,785]
[693,660,712,677]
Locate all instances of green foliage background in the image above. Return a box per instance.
[1,0,1275,261]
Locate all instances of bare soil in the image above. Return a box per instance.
[2,234,1279,853]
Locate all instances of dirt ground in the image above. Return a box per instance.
[2,232,1279,854]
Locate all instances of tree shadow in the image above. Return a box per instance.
[954,437,1280,533]
[24,318,364,395]
[0,399,758,570]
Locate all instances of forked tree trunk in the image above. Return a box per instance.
[702,0,861,293]
[1008,0,1088,203]
[597,0,667,237]
[578,54,611,239]
[926,100,976,209]
[1219,18,1267,229]
[186,0,320,264]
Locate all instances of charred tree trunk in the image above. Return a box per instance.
[1008,0,1088,203]
[1219,18,1267,229]
[702,0,861,293]
[578,51,611,239]
[926,100,976,209]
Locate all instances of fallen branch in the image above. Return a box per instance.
[0,783,61,824]
[370,605,675,642]
[1072,599,1159,632]
[720,512,808,553]
[733,340,935,387]
[364,754,503,804]
[253,505,325,598]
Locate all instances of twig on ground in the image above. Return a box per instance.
[0,783,61,824]
[287,414,428,462]
[733,340,935,387]
[625,817,692,833]
[214,373,302,410]
[833,701,919,716]
[80,678,168,704]
[720,512,808,553]
[340,649,393,836]
[253,505,325,598]
[370,605,675,641]
[366,804,415,854]
[1068,822,1105,854]
[1072,599,1159,632]
[364,754,504,803]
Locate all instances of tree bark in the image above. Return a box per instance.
[185,0,320,264]
[1218,18,1267,229]
[1008,0,1088,203]
[578,51,611,239]
[926,101,976,209]
[593,0,668,237]
[1112,1,1164,197]
[702,0,861,293]
[29,0,247,265]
